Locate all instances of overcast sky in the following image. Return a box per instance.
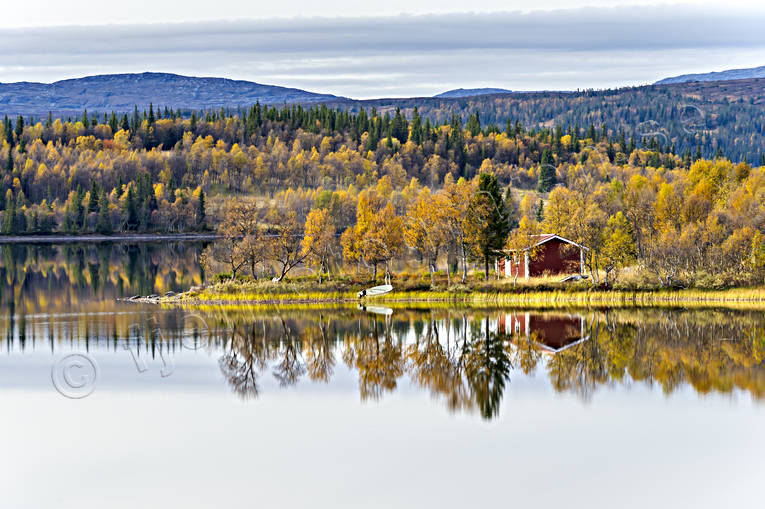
[1,1,764,98]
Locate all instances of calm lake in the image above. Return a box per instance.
[2,241,765,508]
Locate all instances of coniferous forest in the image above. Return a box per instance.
[1,98,763,288]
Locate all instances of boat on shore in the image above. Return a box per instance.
[357,284,393,299]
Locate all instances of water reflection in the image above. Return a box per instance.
[204,308,765,416]
[7,305,762,421]
[0,241,207,313]
[1,241,764,421]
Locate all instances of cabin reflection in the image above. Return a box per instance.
[499,313,588,354]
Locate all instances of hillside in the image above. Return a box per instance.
[327,78,765,162]
[656,65,765,84]
[434,88,513,98]
[2,72,765,161]
[0,72,340,117]
[0,101,762,292]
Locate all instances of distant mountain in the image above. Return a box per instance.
[0,72,341,116]
[656,65,765,84]
[434,88,513,98]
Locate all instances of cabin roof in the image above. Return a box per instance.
[532,335,591,354]
[506,234,589,252]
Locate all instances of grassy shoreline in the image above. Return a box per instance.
[162,279,765,310]
[0,233,220,244]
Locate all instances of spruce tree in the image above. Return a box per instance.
[88,181,99,214]
[466,111,481,137]
[109,112,118,133]
[473,173,511,281]
[196,189,206,229]
[97,190,112,234]
[537,149,556,192]
[2,194,15,234]
[4,117,13,145]
[125,185,139,230]
[390,107,408,143]
[17,209,27,233]
[14,116,24,140]
[409,107,423,145]
[504,187,519,230]
[131,106,140,132]
[365,119,379,152]
[71,188,84,230]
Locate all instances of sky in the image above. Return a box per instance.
[1,1,764,98]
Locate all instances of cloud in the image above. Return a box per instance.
[1,6,763,97]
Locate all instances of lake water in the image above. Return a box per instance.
[2,241,765,508]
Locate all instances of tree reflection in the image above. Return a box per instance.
[6,302,764,419]
[407,315,472,413]
[272,318,306,387]
[0,241,207,313]
[199,307,765,417]
[219,322,274,399]
[343,315,405,401]
[303,315,336,383]
[463,317,512,419]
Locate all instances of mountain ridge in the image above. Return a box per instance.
[434,87,513,98]
[0,72,341,116]
[656,65,765,84]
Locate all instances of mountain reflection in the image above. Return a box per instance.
[2,303,765,420]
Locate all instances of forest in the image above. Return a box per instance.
[1,102,764,289]
[331,79,765,163]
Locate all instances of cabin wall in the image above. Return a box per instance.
[504,239,583,279]
[505,253,526,279]
[529,240,580,276]
[499,312,585,350]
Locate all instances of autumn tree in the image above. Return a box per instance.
[301,208,336,283]
[206,201,261,278]
[567,199,607,285]
[343,192,403,282]
[623,174,656,259]
[265,207,310,282]
[404,188,448,287]
[442,174,475,283]
[505,216,542,285]
[599,211,635,286]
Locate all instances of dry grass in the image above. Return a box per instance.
[172,277,765,311]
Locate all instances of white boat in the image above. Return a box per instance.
[357,304,394,316]
[357,284,393,298]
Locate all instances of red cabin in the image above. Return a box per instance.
[498,312,589,354]
[501,234,587,280]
